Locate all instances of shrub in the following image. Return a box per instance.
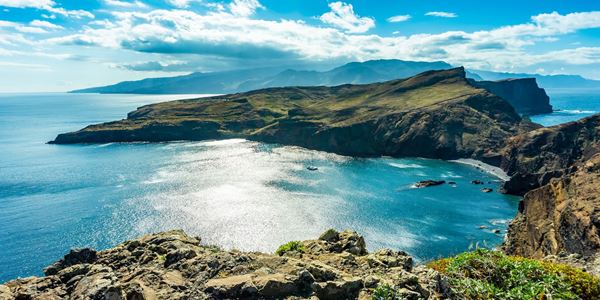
[427,249,600,299]
[371,283,398,300]
[275,241,304,256]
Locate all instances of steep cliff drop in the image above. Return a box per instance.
[470,78,553,115]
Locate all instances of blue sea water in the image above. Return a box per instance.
[2,90,594,283]
[531,88,600,126]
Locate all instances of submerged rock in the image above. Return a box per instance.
[414,180,446,188]
[481,188,493,193]
[1,230,452,299]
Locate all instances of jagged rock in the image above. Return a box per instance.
[311,278,363,300]
[319,229,340,242]
[503,154,600,269]
[2,229,450,299]
[44,248,97,275]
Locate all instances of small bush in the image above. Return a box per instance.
[371,283,398,300]
[275,241,304,256]
[427,249,600,299]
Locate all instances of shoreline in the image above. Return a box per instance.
[450,158,510,181]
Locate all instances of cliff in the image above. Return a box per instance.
[51,68,539,163]
[500,115,600,270]
[0,230,453,299]
[503,154,600,273]
[500,114,600,195]
[470,78,552,115]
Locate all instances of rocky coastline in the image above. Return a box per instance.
[0,230,453,299]
[23,67,600,297]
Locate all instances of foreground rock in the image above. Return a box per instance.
[503,153,600,275]
[0,230,452,299]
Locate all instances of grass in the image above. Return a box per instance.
[275,241,305,256]
[427,249,600,300]
[75,68,482,134]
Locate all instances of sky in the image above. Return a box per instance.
[0,0,599,92]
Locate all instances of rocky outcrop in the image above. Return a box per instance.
[470,78,552,115]
[503,154,600,271]
[0,230,453,299]
[500,114,600,195]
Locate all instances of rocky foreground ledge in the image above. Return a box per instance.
[0,230,451,299]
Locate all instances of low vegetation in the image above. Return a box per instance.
[427,249,600,300]
[275,240,305,256]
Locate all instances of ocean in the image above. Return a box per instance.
[1,89,596,283]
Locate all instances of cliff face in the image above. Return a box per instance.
[500,114,600,195]
[501,115,600,265]
[0,230,452,299]
[470,78,552,115]
[51,68,538,163]
[503,154,600,263]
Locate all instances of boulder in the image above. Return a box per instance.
[44,248,97,276]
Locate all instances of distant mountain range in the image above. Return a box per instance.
[71,59,600,94]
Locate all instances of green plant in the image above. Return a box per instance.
[275,241,305,256]
[426,249,599,299]
[371,283,398,300]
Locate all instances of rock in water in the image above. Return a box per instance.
[1,230,453,299]
[481,188,493,193]
[414,180,446,188]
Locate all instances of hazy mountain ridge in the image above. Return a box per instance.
[71,59,600,95]
[72,60,453,94]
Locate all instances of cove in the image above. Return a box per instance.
[0,93,519,282]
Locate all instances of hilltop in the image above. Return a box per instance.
[52,67,543,162]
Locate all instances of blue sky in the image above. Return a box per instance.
[0,0,599,92]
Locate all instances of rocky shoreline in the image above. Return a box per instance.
[0,230,453,299]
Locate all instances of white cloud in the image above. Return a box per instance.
[37,9,600,75]
[167,0,191,8]
[228,0,264,17]
[104,0,148,9]
[0,0,55,9]
[387,15,411,23]
[0,0,94,18]
[30,20,63,30]
[425,11,457,18]
[319,1,375,33]
[0,20,51,34]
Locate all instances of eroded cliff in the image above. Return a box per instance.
[503,154,600,274]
